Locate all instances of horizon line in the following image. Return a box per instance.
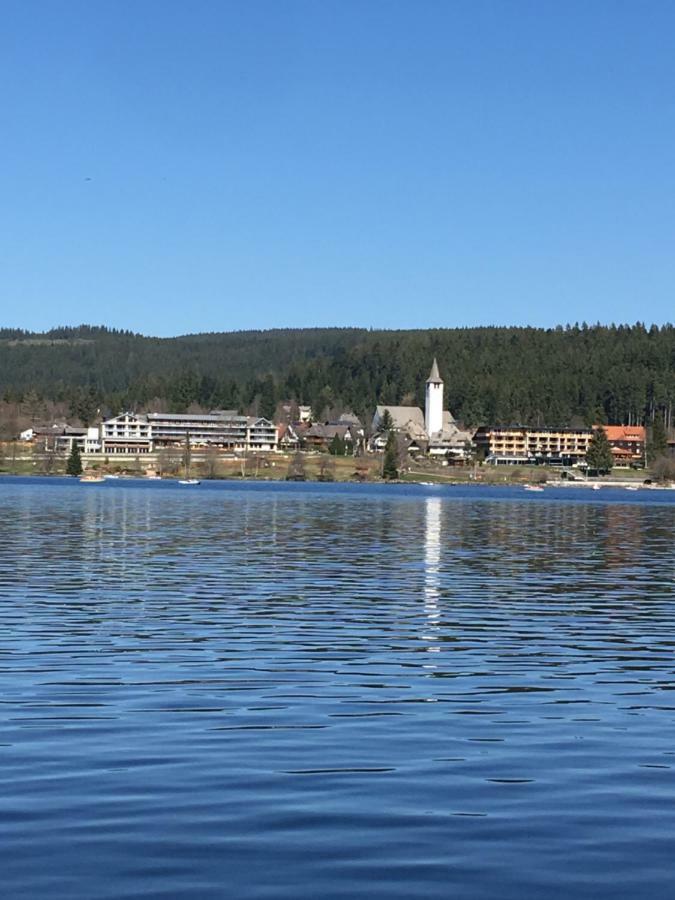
[1,320,673,342]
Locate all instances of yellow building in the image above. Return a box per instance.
[473,426,593,465]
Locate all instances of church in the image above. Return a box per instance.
[371,359,473,458]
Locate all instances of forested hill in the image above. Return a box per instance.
[0,323,673,429]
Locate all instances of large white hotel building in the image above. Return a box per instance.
[100,411,278,455]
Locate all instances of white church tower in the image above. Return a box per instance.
[425,358,444,437]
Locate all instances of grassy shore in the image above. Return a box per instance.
[0,445,654,485]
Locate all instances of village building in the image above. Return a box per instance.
[277,423,301,451]
[600,425,646,467]
[371,406,427,451]
[55,426,102,455]
[303,423,358,452]
[474,425,594,466]
[100,412,153,454]
[370,359,472,458]
[99,410,278,454]
[335,411,364,429]
[22,423,73,450]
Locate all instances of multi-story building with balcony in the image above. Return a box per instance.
[99,411,278,454]
[100,413,153,454]
[474,425,594,466]
[601,425,646,467]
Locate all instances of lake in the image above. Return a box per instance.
[1,477,674,899]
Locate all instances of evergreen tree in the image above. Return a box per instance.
[379,408,394,433]
[586,427,614,473]
[69,386,98,426]
[258,375,277,421]
[383,430,399,480]
[329,434,345,456]
[66,443,83,476]
[648,411,668,463]
[1,323,674,431]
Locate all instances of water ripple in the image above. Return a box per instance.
[0,478,674,899]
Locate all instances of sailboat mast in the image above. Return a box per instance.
[184,431,191,479]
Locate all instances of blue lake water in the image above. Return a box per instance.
[1,476,675,899]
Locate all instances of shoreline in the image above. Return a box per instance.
[2,472,674,491]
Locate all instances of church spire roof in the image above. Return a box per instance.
[427,357,443,384]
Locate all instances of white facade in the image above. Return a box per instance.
[425,358,444,438]
[98,411,279,454]
[101,413,153,454]
[371,359,472,459]
[84,427,102,454]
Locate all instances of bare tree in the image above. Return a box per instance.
[157,447,181,476]
[204,444,220,479]
[651,456,675,482]
[38,451,56,475]
[287,452,307,481]
[318,455,335,482]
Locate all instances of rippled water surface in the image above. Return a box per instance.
[1,477,675,899]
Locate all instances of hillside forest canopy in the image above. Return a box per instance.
[0,323,673,431]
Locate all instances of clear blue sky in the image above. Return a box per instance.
[2,1,674,337]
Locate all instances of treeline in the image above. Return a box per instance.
[0,323,673,429]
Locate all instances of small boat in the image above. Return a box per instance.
[178,479,201,486]
[524,484,544,492]
[591,483,601,490]
[79,474,105,483]
[103,474,120,480]
[625,486,639,491]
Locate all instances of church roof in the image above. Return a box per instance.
[427,358,443,384]
[373,405,427,440]
[375,405,424,428]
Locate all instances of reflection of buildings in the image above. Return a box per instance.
[471,499,646,577]
[422,497,442,660]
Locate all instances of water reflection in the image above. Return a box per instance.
[0,480,674,900]
[422,497,442,663]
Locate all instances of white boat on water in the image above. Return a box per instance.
[178,434,200,485]
[79,474,105,483]
[103,474,120,480]
[524,484,544,492]
[625,486,639,491]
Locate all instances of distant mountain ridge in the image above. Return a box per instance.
[0,323,673,429]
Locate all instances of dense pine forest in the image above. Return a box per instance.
[0,323,673,430]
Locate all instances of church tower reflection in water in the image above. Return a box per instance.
[422,497,442,665]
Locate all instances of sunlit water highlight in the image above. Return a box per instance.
[1,477,674,898]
